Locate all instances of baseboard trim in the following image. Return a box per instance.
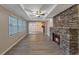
[1,34,27,55]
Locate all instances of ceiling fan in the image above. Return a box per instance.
[25,8,46,17]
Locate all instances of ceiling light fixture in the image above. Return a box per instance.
[36,14,39,17]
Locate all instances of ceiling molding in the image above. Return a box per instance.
[47,4,73,17]
[44,4,57,19]
[19,4,32,20]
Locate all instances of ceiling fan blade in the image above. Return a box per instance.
[40,13,45,15]
[36,10,46,16]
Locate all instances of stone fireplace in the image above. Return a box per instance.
[50,27,78,54]
[50,5,79,54]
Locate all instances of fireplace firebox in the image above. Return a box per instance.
[52,33,60,45]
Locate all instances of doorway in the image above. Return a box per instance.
[28,22,44,34]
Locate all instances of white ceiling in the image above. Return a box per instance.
[1,4,31,20]
[47,4,73,18]
[1,4,74,21]
[24,4,43,11]
[21,4,55,20]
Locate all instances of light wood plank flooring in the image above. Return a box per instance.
[5,33,64,55]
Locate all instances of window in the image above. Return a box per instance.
[9,16,17,35]
[23,20,26,31]
[9,16,27,36]
[17,19,23,32]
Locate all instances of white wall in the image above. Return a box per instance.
[0,5,28,54]
[47,18,53,36]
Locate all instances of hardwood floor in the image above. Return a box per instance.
[5,33,64,55]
